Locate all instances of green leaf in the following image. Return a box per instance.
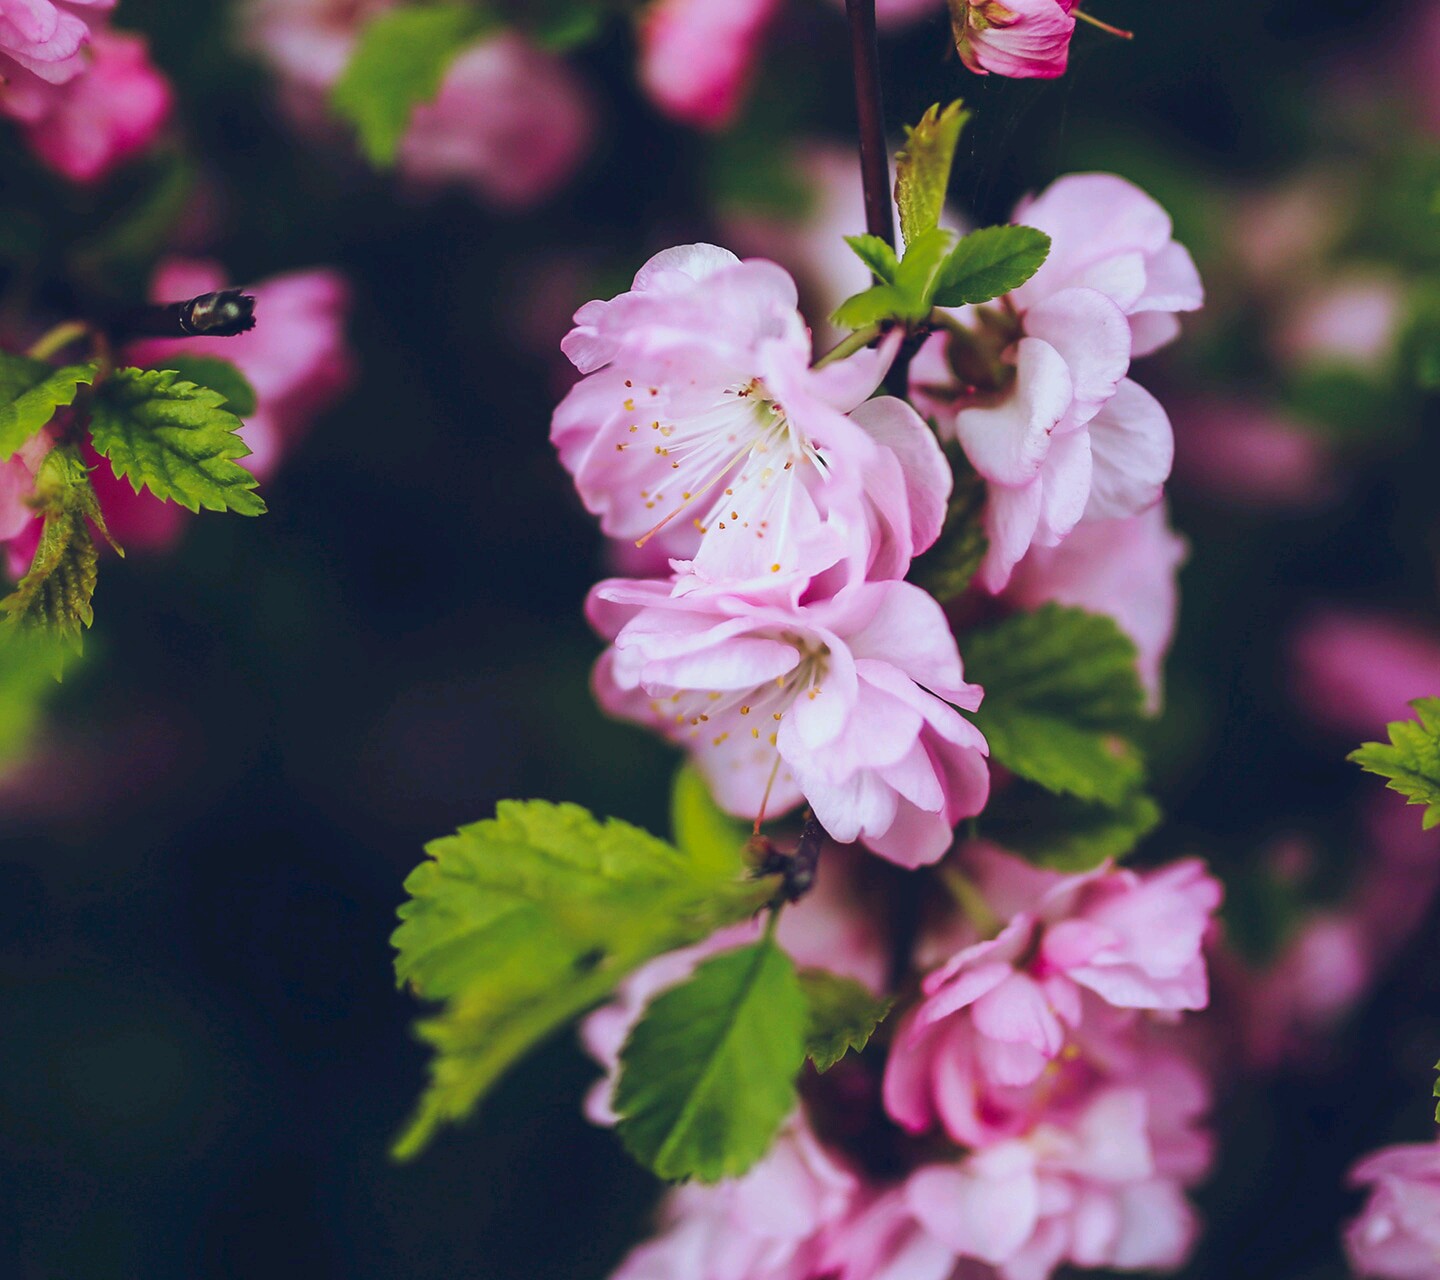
[830,227,955,329]
[156,356,258,417]
[88,367,265,516]
[1350,698,1440,831]
[1,447,108,651]
[981,786,1162,871]
[505,0,606,48]
[831,284,911,332]
[845,234,900,285]
[963,605,1148,807]
[894,100,969,248]
[671,764,751,881]
[614,934,806,1182]
[932,224,1052,309]
[0,353,98,461]
[331,4,496,166]
[391,800,777,1159]
[908,450,987,601]
[0,630,67,764]
[799,968,891,1073]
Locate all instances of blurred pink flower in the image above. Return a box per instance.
[555,244,948,591]
[1289,609,1440,740]
[953,0,1078,80]
[1345,1141,1440,1279]
[18,28,170,183]
[884,844,1220,1141]
[129,258,354,482]
[1274,274,1404,375]
[636,0,781,129]
[589,577,989,866]
[1006,503,1186,710]
[1170,398,1335,509]
[0,0,111,111]
[0,431,52,579]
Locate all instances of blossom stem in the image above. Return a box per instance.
[26,321,90,362]
[844,0,895,252]
[106,290,257,343]
[814,322,885,368]
[1073,8,1134,39]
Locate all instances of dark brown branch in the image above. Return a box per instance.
[845,0,895,252]
[106,290,257,343]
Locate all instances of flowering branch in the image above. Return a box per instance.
[844,0,895,253]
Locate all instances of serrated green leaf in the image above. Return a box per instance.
[671,764,751,881]
[614,935,806,1183]
[0,353,98,461]
[799,968,891,1073]
[1,447,106,651]
[932,224,1052,308]
[830,228,955,329]
[831,284,911,331]
[963,605,1148,806]
[894,100,969,248]
[156,356,258,417]
[845,234,900,285]
[1350,698,1440,830]
[88,367,265,516]
[331,4,496,166]
[391,800,777,1159]
[908,450,986,601]
[981,786,1162,871]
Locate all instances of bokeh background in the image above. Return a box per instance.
[2,0,1439,1276]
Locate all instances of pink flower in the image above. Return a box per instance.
[636,0,781,129]
[952,0,1078,81]
[0,430,52,579]
[398,34,592,209]
[128,258,354,482]
[912,174,1198,591]
[1345,1142,1440,1280]
[0,0,110,112]
[1005,503,1186,710]
[555,244,950,591]
[17,28,170,183]
[1274,274,1405,375]
[883,844,1220,1141]
[589,577,989,866]
[611,1120,860,1280]
[1289,609,1440,740]
[1171,398,1335,510]
[874,0,946,29]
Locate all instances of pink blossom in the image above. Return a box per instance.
[874,0,946,29]
[17,28,170,183]
[883,844,1220,1141]
[1289,609,1440,740]
[611,1120,860,1280]
[1170,398,1335,509]
[1005,503,1186,710]
[912,174,1198,591]
[1274,274,1405,375]
[826,1085,1205,1280]
[589,577,989,866]
[0,431,51,579]
[636,0,781,129]
[0,0,111,114]
[1345,1141,1440,1279]
[556,244,950,591]
[397,34,592,209]
[952,0,1078,80]
[128,258,354,482]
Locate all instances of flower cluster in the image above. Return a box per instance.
[584,843,1222,1280]
[0,0,171,182]
[556,242,989,865]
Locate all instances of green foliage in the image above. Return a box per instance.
[502,0,607,49]
[392,799,777,1159]
[614,934,806,1183]
[799,969,891,1073]
[845,234,900,284]
[88,367,265,516]
[894,100,970,247]
[932,225,1051,308]
[1350,698,1440,830]
[0,630,66,763]
[671,764,752,880]
[908,453,987,601]
[964,605,1148,807]
[980,787,1162,871]
[831,227,956,329]
[0,353,98,461]
[331,4,496,166]
[155,356,258,417]
[0,446,114,652]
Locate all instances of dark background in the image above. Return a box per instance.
[1,1,1437,1276]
